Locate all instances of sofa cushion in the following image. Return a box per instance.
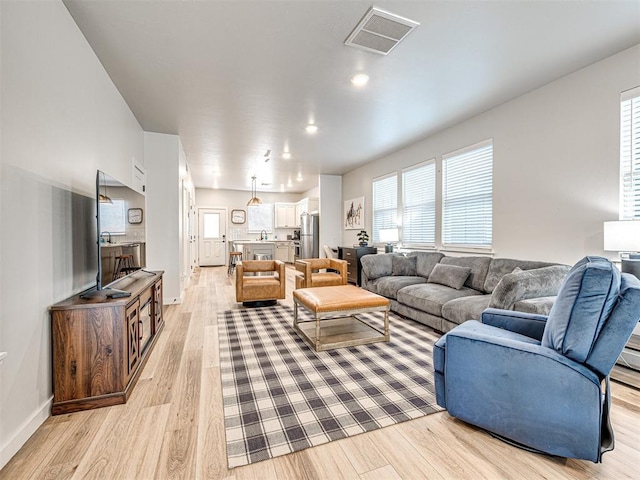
[361,253,399,281]
[440,256,492,292]
[484,258,560,293]
[514,296,556,316]
[392,255,417,276]
[428,264,471,290]
[541,256,620,363]
[371,276,427,299]
[488,265,571,310]
[441,295,491,325]
[397,283,483,317]
[411,251,445,278]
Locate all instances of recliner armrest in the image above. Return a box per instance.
[481,308,548,340]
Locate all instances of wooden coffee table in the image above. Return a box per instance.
[292,285,391,352]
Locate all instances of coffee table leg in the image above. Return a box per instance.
[384,308,390,341]
[315,313,321,351]
[293,300,298,328]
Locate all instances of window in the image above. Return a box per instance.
[202,212,221,239]
[621,87,640,220]
[372,174,397,243]
[402,160,436,246]
[442,140,493,248]
[99,199,126,235]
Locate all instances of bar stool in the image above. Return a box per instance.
[228,251,242,276]
[113,254,136,281]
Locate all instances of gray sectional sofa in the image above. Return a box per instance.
[360,252,570,332]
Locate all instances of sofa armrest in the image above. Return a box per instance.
[481,308,548,340]
[488,265,570,310]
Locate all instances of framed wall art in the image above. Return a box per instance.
[344,196,364,230]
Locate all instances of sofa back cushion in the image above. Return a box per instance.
[484,258,560,293]
[411,251,445,278]
[488,265,571,310]
[392,255,417,276]
[428,264,471,290]
[541,256,620,363]
[361,253,399,281]
[440,256,492,292]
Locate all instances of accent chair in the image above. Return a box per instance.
[295,258,348,289]
[235,260,286,307]
[433,256,640,462]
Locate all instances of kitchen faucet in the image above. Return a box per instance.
[100,231,112,243]
[260,230,267,241]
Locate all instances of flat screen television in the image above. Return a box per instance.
[81,170,148,299]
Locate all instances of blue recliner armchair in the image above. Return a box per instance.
[433,256,640,462]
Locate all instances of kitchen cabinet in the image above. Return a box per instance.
[295,197,319,227]
[275,203,297,228]
[288,243,296,263]
[275,242,290,263]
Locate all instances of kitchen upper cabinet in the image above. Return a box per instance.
[275,203,296,228]
[294,197,319,227]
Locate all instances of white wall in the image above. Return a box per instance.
[145,133,194,304]
[343,45,640,265]
[318,175,342,255]
[196,188,305,242]
[0,0,144,468]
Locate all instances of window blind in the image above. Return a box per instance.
[442,140,493,248]
[372,174,397,243]
[621,87,640,220]
[402,160,436,246]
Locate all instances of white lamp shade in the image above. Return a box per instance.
[379,228,399,243]
[603,220,640,252]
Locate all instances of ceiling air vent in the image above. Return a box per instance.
[344,7,419,55]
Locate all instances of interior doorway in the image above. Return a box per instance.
[198,208,227,266]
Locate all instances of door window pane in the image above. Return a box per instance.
[203,213,220,239]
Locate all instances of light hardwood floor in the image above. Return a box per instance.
[2,266,640,479]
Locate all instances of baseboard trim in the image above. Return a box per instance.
[0,396,52,470]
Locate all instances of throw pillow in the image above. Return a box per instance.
[428,264,471,290]
[541,256,620,363]
[392,255,417,276]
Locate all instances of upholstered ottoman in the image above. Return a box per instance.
[292,285,390,351]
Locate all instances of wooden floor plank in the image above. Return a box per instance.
[2,265,640,480]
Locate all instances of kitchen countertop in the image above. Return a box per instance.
[101,242,144,247]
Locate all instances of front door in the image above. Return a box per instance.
[198,208,226,266]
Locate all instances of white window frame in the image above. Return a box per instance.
[372,173,398,244]
[442,139,493,250]
[402,159,436,247]
[620,86,640,220]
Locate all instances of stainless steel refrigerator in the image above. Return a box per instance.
[300,213,319,259]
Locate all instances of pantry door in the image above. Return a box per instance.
[198,208,226,266]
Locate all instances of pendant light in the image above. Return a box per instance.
[247,175,262,206]
[99,171,113,204]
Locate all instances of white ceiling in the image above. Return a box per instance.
[63,0,640,194]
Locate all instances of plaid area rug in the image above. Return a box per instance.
[218,305,443,468]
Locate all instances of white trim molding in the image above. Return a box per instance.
[0,395,53,470]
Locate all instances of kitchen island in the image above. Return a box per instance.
[232,240,275,262]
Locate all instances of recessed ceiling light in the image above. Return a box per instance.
[305,124,318,134]
[350,73,369,87]
[282,152,291,160]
